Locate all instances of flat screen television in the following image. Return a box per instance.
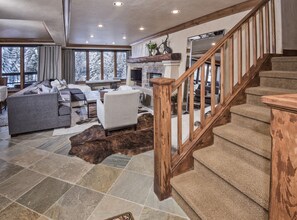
[131,69,142,81]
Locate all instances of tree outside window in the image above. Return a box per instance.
[89,51,101,81]
[117,52,127,79]
[103,51,114,80]
[75,51,87,81]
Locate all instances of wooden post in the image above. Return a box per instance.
[262,94,297,220]
[151,77,175,201]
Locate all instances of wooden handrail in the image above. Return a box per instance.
[173,0,269,91]
[151,0,277,201]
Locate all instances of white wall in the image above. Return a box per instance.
[132,11,250,77]
[131,1,283,78]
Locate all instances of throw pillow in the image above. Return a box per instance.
[41,84,51,93]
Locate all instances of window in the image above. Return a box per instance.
[1,47,21,88]
[103,51,114,80]
[24,47,38,86]
[74,50,128,82]
[75,51,87,81]
[117,52,127,79]
[89,51,101,81]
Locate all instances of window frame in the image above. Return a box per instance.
[74,49,128,82]
[0,45,38,90]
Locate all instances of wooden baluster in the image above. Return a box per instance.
[189,74,194,140]
[229,37,234,94]
[177,85,183,153]
[200,64,205,127]
[237,29,242,85]
[252,14,257,66]
[245,21,250,73]
[151,77,175,201]
[220,45,225,105]
[271,0,276,53]
[211,56,216,115]
[265,2,270,54]
[259,7,264,58]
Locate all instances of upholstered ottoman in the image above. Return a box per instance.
[0,86,7,113]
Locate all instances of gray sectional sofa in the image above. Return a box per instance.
[7,83,72,136]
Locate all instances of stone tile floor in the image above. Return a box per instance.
[0,126,189,220]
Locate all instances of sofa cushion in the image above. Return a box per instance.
[58,104,71,116]
[69,88,86,102]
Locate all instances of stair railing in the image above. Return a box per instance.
[151,0,277,200]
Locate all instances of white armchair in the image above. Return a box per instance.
[97,90,140,131]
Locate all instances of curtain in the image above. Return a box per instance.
[62,49,75,84]
[38,46,62,81]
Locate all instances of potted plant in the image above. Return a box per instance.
[146,41,157,56]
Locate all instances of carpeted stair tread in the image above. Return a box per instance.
[259,71,297,79]
[213,123,271,159]
[171,169,268,220]
[271,57,297,71]
[246,86,297,96]
[193,145,270,210]
[230,104,270,123]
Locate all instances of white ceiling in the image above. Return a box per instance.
[0,0,251,46]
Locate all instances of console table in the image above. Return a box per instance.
[86,79,121,90]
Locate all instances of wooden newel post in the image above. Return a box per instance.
[262,94,297,220]
[151,77,175,201]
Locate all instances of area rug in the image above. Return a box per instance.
[105,212,134,220]
[69,113,153,164]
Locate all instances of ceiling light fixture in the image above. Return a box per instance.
[123,35,126,40]
[139,27,145,31]
[171,9,180,14]
[112,42,115,45]
[90,34,94,38]
[86,41,89,44]
[113,2,123,7]
[211,42,216,46]
[98,24,103,28]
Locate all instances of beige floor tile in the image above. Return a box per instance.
[125,154,154,176]
[144,188,187,218]
[0,169,45,200]
[10,149,50,168]
[45,185,103,220]
[17,177,72,214]
[37,136,70,152]
[0,159,23,183]
[88,195,143,220]
[21,138,50,149]
[108,170,153,204]
[101,154,131,169]
[0,145,33,161]
[0,195,12,212]
[0,203,40,220]
[139,207,188,220]
[29,154,70,176]
[77,164,122,193]
[0,140,15,151]
[50,157,94,184]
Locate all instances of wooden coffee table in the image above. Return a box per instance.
[84,91,100,118]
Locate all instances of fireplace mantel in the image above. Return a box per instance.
[127,53,181,63]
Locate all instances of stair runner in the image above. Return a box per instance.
[171,57,297,219]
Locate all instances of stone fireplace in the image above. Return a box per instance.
[126,53,181,106]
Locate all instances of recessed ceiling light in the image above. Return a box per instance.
[211,42,216,46]
[171,9,180,14]
[112,42,115,45]
[113,2,123,7]
[86,41,89,44]
[98,24,103,28]
[123,35,126,40]
[90,34,94,38]
[139,27,145,31]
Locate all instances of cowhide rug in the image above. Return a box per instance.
[69,113,153,164]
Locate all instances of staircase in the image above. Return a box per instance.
[171,56,297,219]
